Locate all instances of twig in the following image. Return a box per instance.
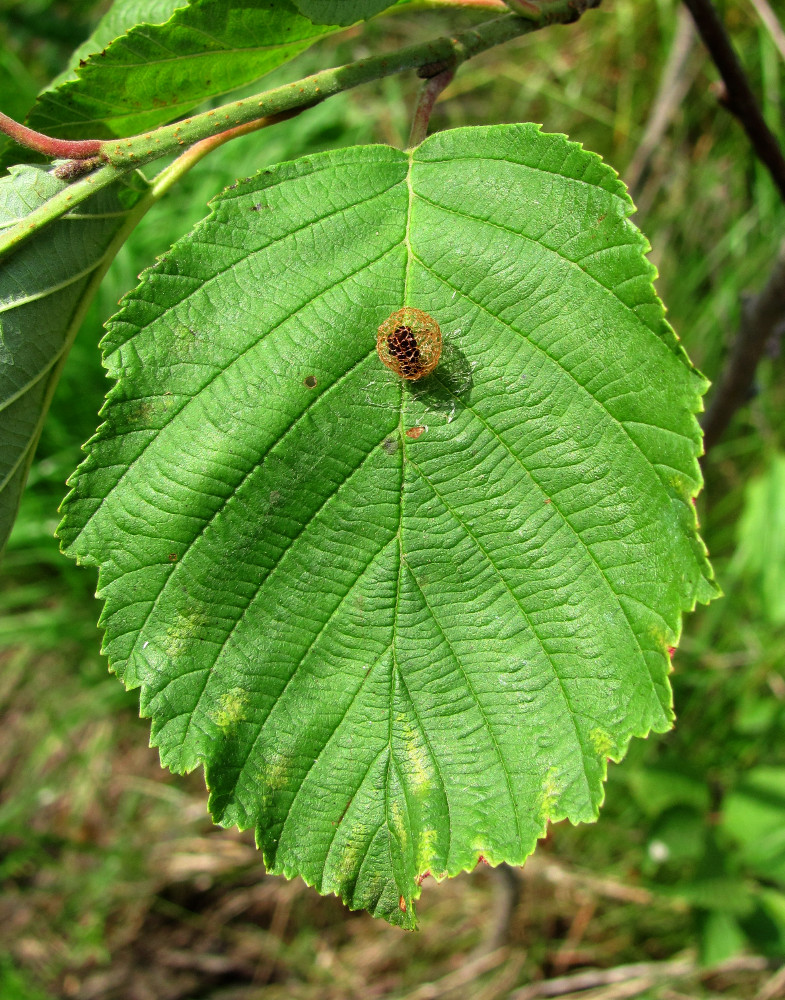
[510,957,696,1000]
[408,67,455,147]
[626,7,697,195]
[702,240,785,452]
[148,109,305,199]
[555,978,659,1000]
[511,953,771,1000]
[0,111,103,159]
[475,863,523,953]
[754,960,785,1000]
[0,1,603,259]
[400,947,509,1000]
[681,0,785,202]
[522,854,655,905]
[2,5,598,173]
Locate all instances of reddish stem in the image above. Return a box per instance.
[408,68,456,147]
[0,111,104,159]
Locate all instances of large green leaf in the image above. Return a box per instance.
[17,1,337,145]
[292,0,398,25]
[0,164,148,556]
[59,124,716,928]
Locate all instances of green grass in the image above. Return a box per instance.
[2,0,785,995]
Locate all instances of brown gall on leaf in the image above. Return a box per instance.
[376,308,441,381]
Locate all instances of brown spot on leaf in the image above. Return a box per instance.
[168,553,178,562]
[303,375,317,389]
[399,896,407,912]
[406,425,425,440]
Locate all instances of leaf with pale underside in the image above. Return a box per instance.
[0,164,147,555]
[59,124,717,928]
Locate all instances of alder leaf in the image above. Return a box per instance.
[0,164,148,555]
[50,0,189,90]
[292,0,399,25]
[59,124,717,928]
[13,1,337,146]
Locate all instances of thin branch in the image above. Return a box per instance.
[510,958,696,1000]
[98,9,577,171]
[681,0,785,202]
[0,111,103,159]
[408,67,455,147]
[149,109,305,199]
[0,1,602,259]
[510,953,772,1000]
[755,963,785,1000]
[400,947,509,1000]
[702,240,785,452]
[626,7,697,195]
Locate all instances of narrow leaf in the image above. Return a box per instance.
[59,124,716,927]
[0,164,147,554]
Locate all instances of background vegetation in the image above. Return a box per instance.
[1,0,784,996]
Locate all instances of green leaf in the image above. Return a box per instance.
[16,1,337,145]
[699,909,747,965]
[0,164,148,556]
[292,0,398,25]
[49,0,189,90]
[624,764,710,818]
[735,453,785,625]
[59,124,715,927]
[723,767,785,884]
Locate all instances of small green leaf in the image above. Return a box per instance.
[735,453,785,625]
[15,1,337,146]
[60,124,715,927]
[723,767,785,884]
[0,164,148,555]
[292,0,398,25]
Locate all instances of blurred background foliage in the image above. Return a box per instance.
[1,0,784,997]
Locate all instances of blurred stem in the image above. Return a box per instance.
[702,241,785,453]
[408,68,455,147]
[0,2,603,258]
[420,0,508,8]
[681,0,785,202]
